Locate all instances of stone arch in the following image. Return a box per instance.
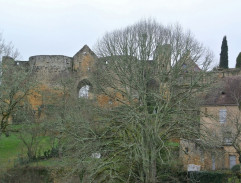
[77,79,93,98]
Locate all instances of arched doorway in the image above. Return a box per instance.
[77,79,92,99]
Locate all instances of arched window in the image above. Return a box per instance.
[79,85,90,98]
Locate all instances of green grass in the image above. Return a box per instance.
[0,133,22,170]
[0,125,57,170]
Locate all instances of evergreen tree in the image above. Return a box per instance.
[219,36,229,69]
[235,52,241,68]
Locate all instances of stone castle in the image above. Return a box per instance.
[3,45,97,99]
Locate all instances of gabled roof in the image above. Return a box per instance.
[73,45,97,59]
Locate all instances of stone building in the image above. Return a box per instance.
[180,76,241,170]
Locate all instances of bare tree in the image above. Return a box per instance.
[16,103,48,161]
[0,34,33,136]
[0,32,19,61]
[65,19,214,182]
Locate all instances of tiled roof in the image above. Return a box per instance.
[203,76,241,106]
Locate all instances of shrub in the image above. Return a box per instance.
[186,171,235,183]
[231,164,241,172]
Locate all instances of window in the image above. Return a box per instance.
[229,155,236,169]
[185,147,189,153]
[224,137,232,145]
[204,107,208,117]
[78,85,90,98]
[219,109,227,123]
[223,131,232,145]
[212,154,215,170]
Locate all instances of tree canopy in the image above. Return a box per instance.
[64,19,215,182]
[219,36,229,69]
[235,52,241,68]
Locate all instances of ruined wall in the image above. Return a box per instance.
[73,45,96,75]
[29,55,72,87]
[1,45,101,123]
[72,45,98,99]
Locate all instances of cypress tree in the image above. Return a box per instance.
[219,36,229,69]
[235,52,241,68]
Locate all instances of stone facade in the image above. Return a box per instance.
[180,105,241,170]
[181,76,241,171]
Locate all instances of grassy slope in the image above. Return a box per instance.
[0,127,56,171]
[0,134,22,170]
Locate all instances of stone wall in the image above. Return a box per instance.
[29,55,72,87]
[1,45,100,120]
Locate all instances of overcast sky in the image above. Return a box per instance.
[0,0,240,68]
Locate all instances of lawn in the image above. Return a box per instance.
[0,133,23,170]
[0,125,57,170]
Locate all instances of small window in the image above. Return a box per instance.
[79,85,90,98]
[17,62,19,65]
[224,137,232,145]
[185,147,189,153]
[219,109,227,123]
[212,154,215,170]
[205,108,208,117]
[229,155,236,169]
